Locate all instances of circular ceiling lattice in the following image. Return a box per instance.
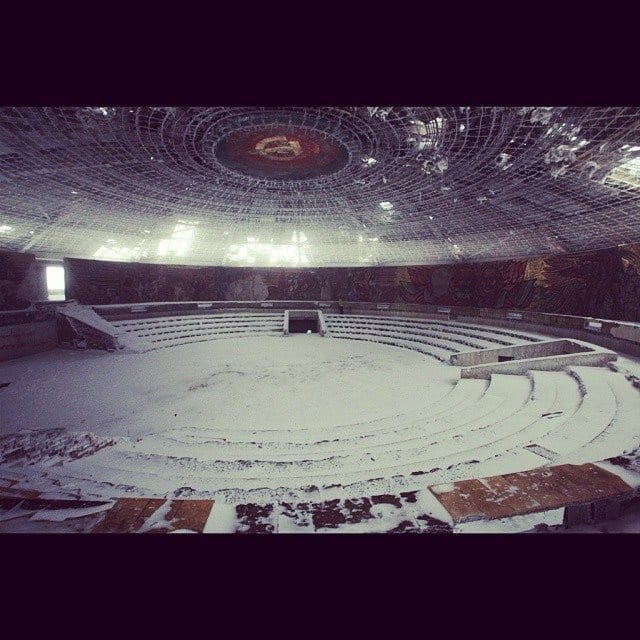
[0,106,639,266]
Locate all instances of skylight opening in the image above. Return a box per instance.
[157,220,197,258]
[226,230,309,266]
[93,244,148,261]
[606,157,640,188]
[291,231,307,243]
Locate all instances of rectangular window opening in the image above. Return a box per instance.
[46,265,65,301]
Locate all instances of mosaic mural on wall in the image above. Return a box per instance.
[392,244,640,321]
[63,259,227,306]
[64,243,640,321]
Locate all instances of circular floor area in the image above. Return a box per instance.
[0,336,459,501]
[1,334,639,506]
[1,335,456,436]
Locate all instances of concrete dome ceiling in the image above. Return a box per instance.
[0,106,639,267]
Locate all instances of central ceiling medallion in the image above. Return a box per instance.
[215,126,349,180]
[252,136,304,161]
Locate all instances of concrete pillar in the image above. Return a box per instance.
[563,503,593,526]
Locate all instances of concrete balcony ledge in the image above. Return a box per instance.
[451,339,617,379]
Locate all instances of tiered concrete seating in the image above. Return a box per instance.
[541,366,640,464]
[4,307,638,530]
[503,370,583,455]
[324,314,546,361]
[327,315,517,346]
[111,312,285,350]
[109,310,546,356]
[53,366,636,499]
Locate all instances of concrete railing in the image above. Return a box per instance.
[451,339,593,366]
[93,300,340,321]
[458,350,617,379]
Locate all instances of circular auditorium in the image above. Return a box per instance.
[1,106,640,534]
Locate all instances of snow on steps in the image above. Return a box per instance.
[328,331,451,362]
[124,376,489,448]
[324,313,546,345]
[109,310,546,356]
[4,374,639,531]
[111,313,284,333]
[326,316,516,349]
[518,370,584,461]
[327,319,507,347]
[554,366,640,464]
[7,312,637,506]
[107,376,519,463]
[534,366,620,457]
[110,312,285,351]
[329,326,489,356]
[50,371,624,498]
[324,314,551,363]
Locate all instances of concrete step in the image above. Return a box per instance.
[518,370,584,461]
[325,317,514,348]
[326,322,503,351]
[560,369,640,464]
[126,377,488,449]
[329,332,448,362]
[536,366,619,456]
[324,314,545,344]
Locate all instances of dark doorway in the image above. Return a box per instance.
[498,355,515,362]
[289,318,319,333]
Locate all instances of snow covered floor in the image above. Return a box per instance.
[0,335,459,500]
[0,335,457,437]
[1,333,640,525]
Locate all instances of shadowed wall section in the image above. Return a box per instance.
[0,251,47,311]
[61,243,640,321]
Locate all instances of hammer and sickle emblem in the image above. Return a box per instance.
[253,136,302,161]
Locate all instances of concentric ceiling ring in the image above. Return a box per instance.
[0,106,638,266]
[214,126,350,180]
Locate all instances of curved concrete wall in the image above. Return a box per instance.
[63,242,640,322]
